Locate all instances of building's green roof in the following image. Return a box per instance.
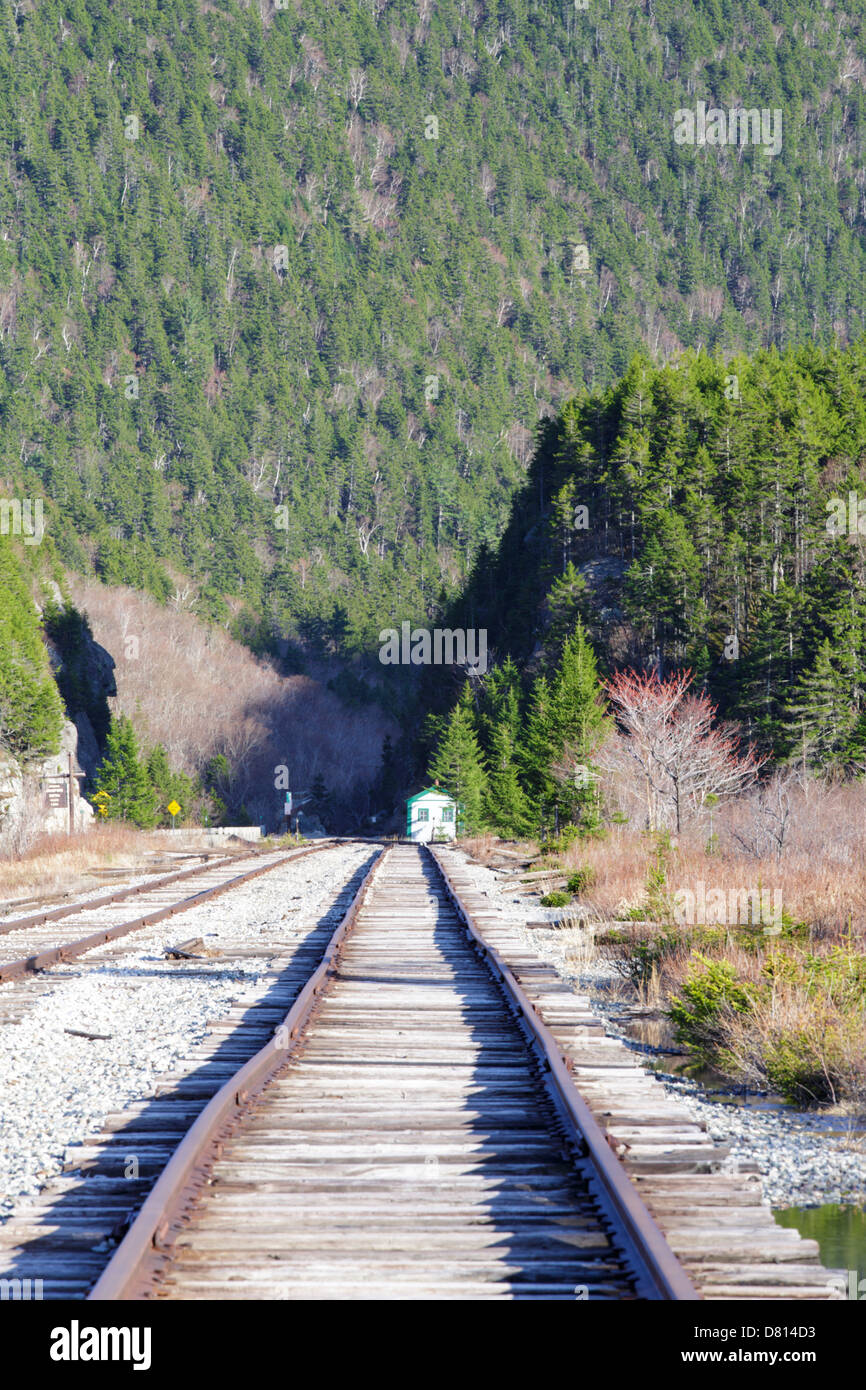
[406,786,455,804]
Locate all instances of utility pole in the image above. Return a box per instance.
[68,752,75,836]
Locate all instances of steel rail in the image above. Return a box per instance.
[88,844,387,1301]
[0,849,260,937]
[0,841,341,986]
[426,844,700,1302]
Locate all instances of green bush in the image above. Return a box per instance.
[566,866,597,895]
[762,1029,840,1106]
[669,955,754,1060]
[762,945,866,1000]
[539,825,582,854]
[614,931,683,991]
[540,890,571,908]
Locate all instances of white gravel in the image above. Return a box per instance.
[5,840,862,1222]
[0,843,375,1218]
[451,849,866,1212]
[0,851,220,923]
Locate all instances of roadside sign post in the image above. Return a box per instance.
[167,799,181,829]
[42,755,85,835]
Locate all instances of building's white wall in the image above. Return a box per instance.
[407,793,457,842]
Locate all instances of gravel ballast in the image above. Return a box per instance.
[451,849,866,1212]
[0,842,375,1218]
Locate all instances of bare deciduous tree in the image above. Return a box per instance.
[602,668,764,833]
[730,770,796,863]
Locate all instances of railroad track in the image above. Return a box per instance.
[0,841,341,988]
[0,848,247,933]
[84,842,696,1301]
[0,842,380,1297]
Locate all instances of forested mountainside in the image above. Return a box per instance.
[3,0,866,663]
[443,342,866,779]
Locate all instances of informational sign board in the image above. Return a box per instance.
[284,793,293,815]
[43,776,68,810]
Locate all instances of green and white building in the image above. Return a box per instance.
[405,786,458,842]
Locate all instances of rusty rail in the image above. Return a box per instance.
[88,844,387,1300]
[0,849,260,936]
[427,844,700,1302]
[0,841,342,986]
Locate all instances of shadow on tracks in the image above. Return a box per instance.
[0,851,380,1300]
[419,848,635,1300]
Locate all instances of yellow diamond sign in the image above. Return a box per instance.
[167,800,181,817]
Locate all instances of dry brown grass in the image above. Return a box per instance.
[718,982,866,1107]
[463,780,866,1105]
[554,780,866,944]
[459,833,498,864]
[0,823,212,909]
[460,833,537,865]
[658,941,866,1106]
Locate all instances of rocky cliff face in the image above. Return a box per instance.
[0,721,95,848]
[0,586,116,850]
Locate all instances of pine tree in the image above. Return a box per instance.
[782,639,858,770]
[428,684,488,835]
[146,743,196,825]
[478,656,523,744]
[542,562,590,662]
[522,622,610,829]
[485,719,534,838]
[374,734,402,814]
[0,544,64,759]
[522,673,555,831]
[94,716,158,828]
[146,744,173,805]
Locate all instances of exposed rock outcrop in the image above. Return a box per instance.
[0,720,94,849]
[0,588,114,848]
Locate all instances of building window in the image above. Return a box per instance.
[441,806,454,821]
[415,807,429,822]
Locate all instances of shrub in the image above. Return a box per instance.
[762,1028,841,1106]
[539,825,583,854]
[566,866,597,895]
[668,954,754,1060]
[603,925,686,992]
[541,890,571,907]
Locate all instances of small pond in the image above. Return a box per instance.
[772,1204,866,1291]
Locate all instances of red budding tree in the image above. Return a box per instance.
[602,668,765,833]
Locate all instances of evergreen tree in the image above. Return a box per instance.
[522,622,610,830]
[94,716,158,828]
[541,562,590,663]
[0,543,64,759]
[373,734,402,815]
[310,773,328,811]
[781,639,859,770]
[428,684,488,835]
[485,719,534,838]
[146,743,198,826]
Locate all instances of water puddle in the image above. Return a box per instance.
[619,1014,788,1102]
[618,1014,866,1118]
[773,1204,866,1287]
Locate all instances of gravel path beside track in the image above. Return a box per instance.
[451,850,866,1211]
[0,842,373,1218]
